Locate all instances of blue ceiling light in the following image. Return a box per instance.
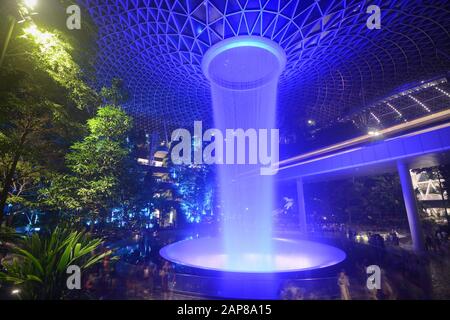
[79,0,450,132]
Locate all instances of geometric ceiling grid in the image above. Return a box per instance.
[79,0,450,132]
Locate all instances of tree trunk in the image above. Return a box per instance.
[0,129,30,225]
[0,151,21,225]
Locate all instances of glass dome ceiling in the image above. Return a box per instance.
[80,0,450,132]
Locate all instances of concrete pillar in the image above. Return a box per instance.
[296,178,307,233]
[397,161,425,252]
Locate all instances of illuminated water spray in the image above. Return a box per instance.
[202,36,286,270]
[160,37,346,294]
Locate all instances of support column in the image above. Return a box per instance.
[296,177,307,233]
[397,161,425,252]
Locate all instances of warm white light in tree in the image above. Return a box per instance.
[24,0,38,10]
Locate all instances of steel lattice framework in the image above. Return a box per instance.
[80,0,450,132]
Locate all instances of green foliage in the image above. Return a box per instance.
[0,227,114,300]
[100,78,129,106]
[19,24,97,110]
[0,2,98,223]
[0,225,22,243]
[0,89,81,223]
[170,163,215,224]
[306,174,408,229]
[86,105,132,141]
[40,106,133,224]
[67,137,128,177]
[2,159,44,208]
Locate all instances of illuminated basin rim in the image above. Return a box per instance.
[202,36,286,90]
[160,237,346,273]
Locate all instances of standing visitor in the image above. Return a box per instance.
[380,269,396,300]
[338,270,351,300]
[160,262,170,299]
[168,264,176,300]
[85,273,97,297]
[146,263,157,296]
[425,235,434,251]
[102,255,110,277]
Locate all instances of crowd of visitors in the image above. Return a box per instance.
[425,228,448,252]
[279,267,398,300]
[3,221,448,300]
[82,249,177,300]
[88,223,449,300]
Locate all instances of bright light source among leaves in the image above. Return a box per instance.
[24,0,37,10]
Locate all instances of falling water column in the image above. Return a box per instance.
[202,36,286,271]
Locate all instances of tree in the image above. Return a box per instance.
[0,227,114,299]
[0,84,91,224]
[0,1,98,224]
[0,156,45,226]
[171,164,215,224]
[306,174,408,229]
[41,105,133,226]
[100,78,129,106]
[169,136,216,225]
